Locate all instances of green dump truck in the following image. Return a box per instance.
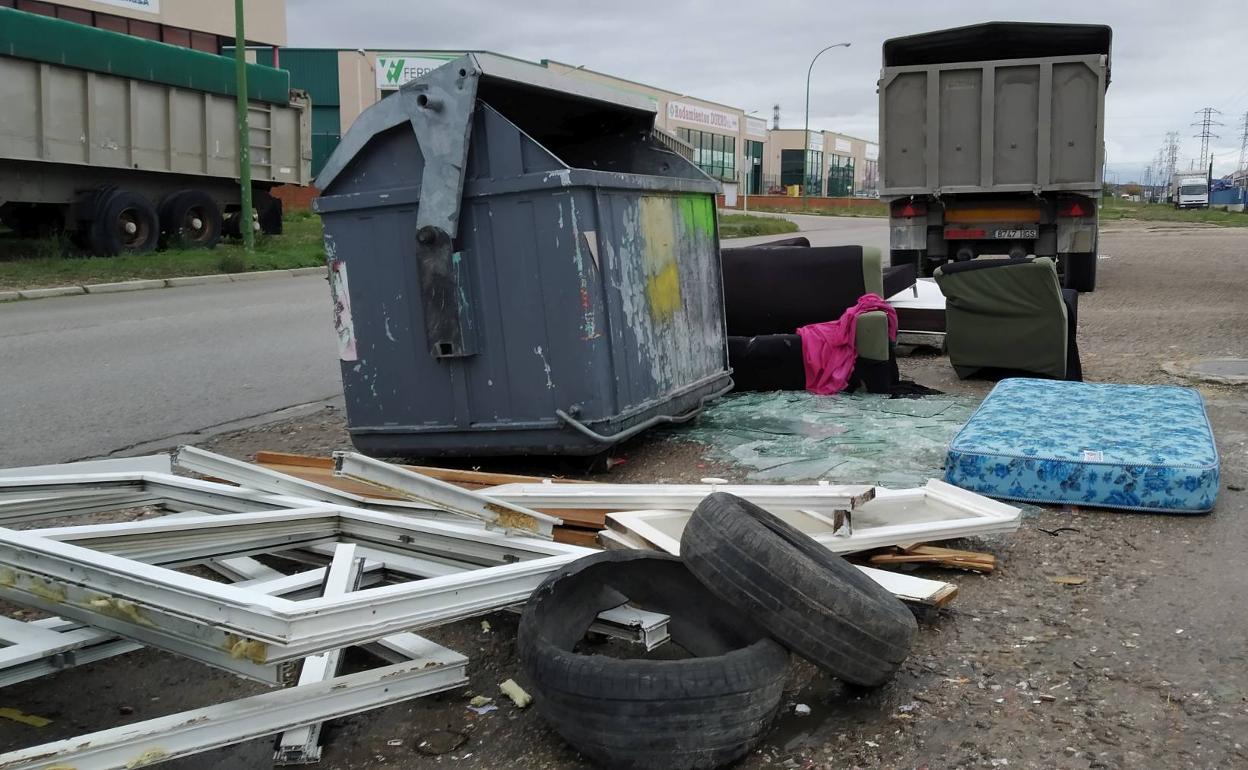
[879,22,1111,292]
[0,8,311,256]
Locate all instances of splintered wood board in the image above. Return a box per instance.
[868,544,997,573]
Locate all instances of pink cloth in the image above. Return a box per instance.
[796,294,898,395]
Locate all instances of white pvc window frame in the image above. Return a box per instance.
[0,500,592,667]
[604,479,1020,556]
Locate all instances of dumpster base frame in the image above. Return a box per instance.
[349,372,734,458]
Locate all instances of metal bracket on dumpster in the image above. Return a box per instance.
[317,57,482,359]
[414,225,477,358]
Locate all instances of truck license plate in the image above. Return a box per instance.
[993,228,1038,239]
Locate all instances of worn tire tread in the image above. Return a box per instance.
[682,492,918,686]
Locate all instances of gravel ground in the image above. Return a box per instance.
[1,220,1245,769]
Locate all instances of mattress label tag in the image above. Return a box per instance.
[1082,450,1104,462]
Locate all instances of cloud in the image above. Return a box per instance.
[288,0,1248,181]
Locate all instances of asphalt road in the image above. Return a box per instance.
[724,211,889,252]
[0,276,342,467]
[0,215,887,468]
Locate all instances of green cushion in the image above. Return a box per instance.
[934,258,1067,379]
[860,246,884,296]
[855,310,890,362]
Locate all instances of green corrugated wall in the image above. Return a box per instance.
[0,7,291,104]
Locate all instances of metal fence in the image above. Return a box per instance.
[745,173,879,198]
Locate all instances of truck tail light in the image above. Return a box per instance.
[1058,199,1092,217]
[893,200,927,218]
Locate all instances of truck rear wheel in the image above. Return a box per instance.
[1060,252,1097,293]
[87,189,159,257]
[159,190,222,250]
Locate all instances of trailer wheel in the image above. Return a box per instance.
[88,189,159,256]
[1060,252,1097,293]
[159,190,222,250]
[255,190,284,235]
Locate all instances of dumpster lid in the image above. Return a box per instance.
[884,22,1112,76]
[316,53,658,194]
[471,53,658,115]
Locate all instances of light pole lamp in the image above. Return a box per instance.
[804,42,850,197]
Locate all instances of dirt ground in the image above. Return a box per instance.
[1,220,1245,769]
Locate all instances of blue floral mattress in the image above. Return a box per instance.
[945,379,1219,513]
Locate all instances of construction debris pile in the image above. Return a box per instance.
[0,448,1021,769]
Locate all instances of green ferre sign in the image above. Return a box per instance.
[375,55,459,89]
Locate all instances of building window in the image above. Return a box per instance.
[95,12,129,34]
[15,0,55,16]
[744,139,764,194]
[780,149,804,189]
[806,150,823,195]
[861,159,879,195]
[781,149,831,195]
[675,127,736,181]
[827,154,854,197]
[162,26,191,48]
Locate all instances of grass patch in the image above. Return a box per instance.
[1099,197,1248,227]
[718,214,800,238]
[0,210,326,291]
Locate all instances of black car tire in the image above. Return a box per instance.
[519,550,789,770]
[682,492,918,687]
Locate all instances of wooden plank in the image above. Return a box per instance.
[553,527,602,549]
[252,453,598,521]
[253,461,410,500]
[867,544,996,573]
[253,452,585,490]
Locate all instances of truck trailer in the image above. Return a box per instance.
[878,22,1111,292]
[0,8,312,256]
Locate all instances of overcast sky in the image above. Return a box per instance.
[289,0,1248,182]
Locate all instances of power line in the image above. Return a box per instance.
[1191,107,1222,171]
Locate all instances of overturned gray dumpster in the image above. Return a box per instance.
[314,54,731,456]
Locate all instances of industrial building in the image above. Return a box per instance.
[0,0,286,51]
[253,47,879,195]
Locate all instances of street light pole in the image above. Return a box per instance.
[743,109,758,213]
[233,0,253,252]
[804,42,850,198]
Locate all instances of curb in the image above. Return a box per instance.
[16,286,86,300]
[85,279,168,294]
[164,274,235,288]
[225,269,295,282]
[1,266,328,304]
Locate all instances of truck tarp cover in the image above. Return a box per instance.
[884,22,1112,81]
